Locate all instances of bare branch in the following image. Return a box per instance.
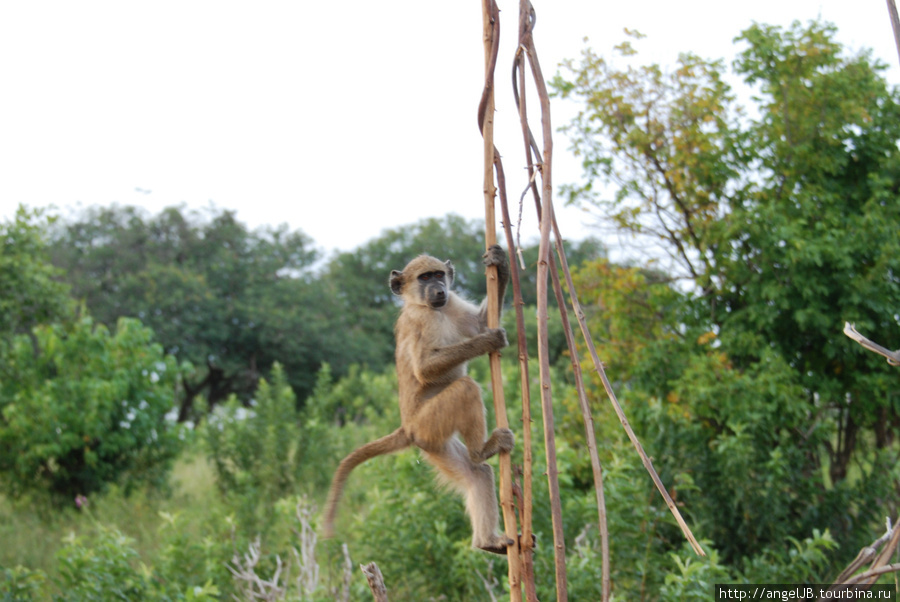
[360,562,389,602]
[843,322,900,366]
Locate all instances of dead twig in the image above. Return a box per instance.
[228,537,287,602]
[360,562,389,602]
[292,497,320,596]
[843,322,900,365]
[819,518,900,600]
[514,1,569,599]
[887,0,900,67]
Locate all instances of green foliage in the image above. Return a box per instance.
[0,566,47,601]
[0,315,182,503]
[339,450,506,601]
[203,363,299,530]
[0,207,72,345]
[555,18,900,568]
[305,362,398,427]
[20,522,223,601]
[54,527,153,601]
[48,205,327,414]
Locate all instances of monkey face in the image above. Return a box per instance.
[390,255,455,308]
[418,270,448,308]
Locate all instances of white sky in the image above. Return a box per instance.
[1,1,897,256]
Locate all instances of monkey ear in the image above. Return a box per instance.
[443,260,455,285]
[389,270,404,296]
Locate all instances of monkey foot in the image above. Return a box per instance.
[477,533,537,555]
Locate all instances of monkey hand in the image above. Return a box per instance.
[482,244,507,268]
[492,427,514,453]
[486,327,508,351]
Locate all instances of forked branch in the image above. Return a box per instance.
[843,322,900,366]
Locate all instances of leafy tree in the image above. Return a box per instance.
[0,316,182,502]
[0,206,181,503]
[49,205,332,418]
[0,207,71,346]
[554,20,900,563]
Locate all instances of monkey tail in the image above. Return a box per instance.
[321,427,411,538]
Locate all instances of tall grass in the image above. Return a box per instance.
[0,447,221,576]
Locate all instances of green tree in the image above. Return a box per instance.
[0,207,71,346]
[0,316,181,502]
[49,205,331,418]
[554,20,900,564]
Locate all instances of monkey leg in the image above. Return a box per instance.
[412,377,513,465]
[412,376,486,452]
[423,438,513,554]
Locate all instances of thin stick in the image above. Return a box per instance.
[887,0,900,67]
[844,322,900,366]
[479,0,524,597]
[514,6,610,599]
[360,563,388,602]
[497,151,538,602]
[515,0,705,560]
[551,209,705,556]
[515,1,568,599]
[550,252,611,600]
[840,563,900,586]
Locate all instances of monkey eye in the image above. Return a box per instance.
[418,271,445,282]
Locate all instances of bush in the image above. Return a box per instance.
[204,363,300,531]
[0,316,182,503]
[0,566,48,601]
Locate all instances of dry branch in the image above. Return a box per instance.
[228,537,287,602]
[818,518,900,600]
[360,562,388,602]
[511,0,704,560]
[515,1,569,597]
[887,0,900,67]
[496,159,539,602]
[843,322,900,365]
[513,4,610,599]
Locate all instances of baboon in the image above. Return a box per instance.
[322,244,515,554]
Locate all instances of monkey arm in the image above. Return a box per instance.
[414,330,507,384]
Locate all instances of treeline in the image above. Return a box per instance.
[46,205,602,418]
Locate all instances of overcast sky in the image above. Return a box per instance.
[1,1,897,256]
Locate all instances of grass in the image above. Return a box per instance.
[0,448,223,576]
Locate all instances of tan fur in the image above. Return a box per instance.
[322,245,514,553]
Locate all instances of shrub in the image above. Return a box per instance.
[0,316,182,503]
[204,363,299,531]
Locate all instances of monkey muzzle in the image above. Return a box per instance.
[430,296,447,309]
[429,289,447,308]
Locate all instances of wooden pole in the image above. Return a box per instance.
[480,1,523,598]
